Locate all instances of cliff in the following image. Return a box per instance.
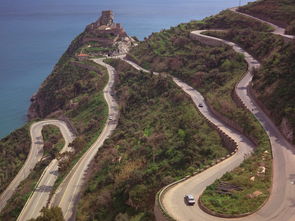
[28,10,134,120]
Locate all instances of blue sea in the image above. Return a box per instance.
[0,0,251,138]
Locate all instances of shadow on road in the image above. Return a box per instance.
[35,185,53,193]
[49,170,59,176]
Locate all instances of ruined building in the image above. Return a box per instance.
[98,10,114,26]
[86,10,127,38]
[80,10,134,56]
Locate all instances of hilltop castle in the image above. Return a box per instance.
[86,10,127,38]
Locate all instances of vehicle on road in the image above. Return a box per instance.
[109,116,113,120]
[198,103,203,107]
[184,194,195,205]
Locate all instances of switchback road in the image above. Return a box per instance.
[0,120,74,214]
[123,25,295,220]
[161,29,295,221]
[17,120,75,221]
[49,58,119,221]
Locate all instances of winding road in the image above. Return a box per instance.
[2,6,295,221]
[160,29,295,221]
[123,8,295,220]
[17,120,75,220]
[48,58,119,221]
[0,120,74,213]
[10,58,118,220]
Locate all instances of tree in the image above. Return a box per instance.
[28,207,64,221]
[147,132,165,163]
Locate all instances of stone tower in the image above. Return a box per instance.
[98,10,114,26]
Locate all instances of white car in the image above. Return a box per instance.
[184,194,196,205]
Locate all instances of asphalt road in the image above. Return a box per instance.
[124,25,295,220]
[49,58,119,221]
[0,120,74,214]
[122,55,256,219]
[16,120,75,221]
[161,30,295,221]
[4,7,294,220]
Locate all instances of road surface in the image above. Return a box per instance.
[0,120,74,214]
[49,58,119,221]
[123,24,295,220]
[160,29,295,221]
[16,120,74,220]
[122,55,255,220]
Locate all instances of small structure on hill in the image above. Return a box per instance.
[98,10,114,26]
[86,10,127,39]
[80,10,135,56]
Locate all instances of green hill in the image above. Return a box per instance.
[239,0,295,34]
[77,59,228,220]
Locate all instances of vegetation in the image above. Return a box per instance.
[0,123,66,220]
[128,9,273,215]
[28,207,64,221]
[0,18,111,218]
[205,15,295,144]
[128,10,267,149]
[0,160,50,220]
[42,125,65,158]
[201,10,273,32]
[239,0,295,34]
[200,148,272,215]
[3,2,294,218]
[77,59,228,220]
[0,124,31,194]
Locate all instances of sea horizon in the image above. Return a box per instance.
[0,0,251,138]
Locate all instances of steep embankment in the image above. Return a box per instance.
[1,11,128,220]
[76,59,229,220]
[0,121,70,220]
[128,10,271,146]
[238,0,295,34]
[127,8,276,217]
[203,8,295,144]
[0,125,31,197]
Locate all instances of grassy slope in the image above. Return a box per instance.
[239,0,295,34]
[0,125,64,220]
[206,12,295,144]
[129,9,269,149]
[1,24,110,218]
[76,59,228,221]
[1,59,109,219]
[0,124,31,194]
[42,125,65,154]
[128,10,272,215]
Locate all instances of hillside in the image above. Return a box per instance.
[0,125,64,220]
[128,9,269,147]
[0,125,31,195]
[204,8,295,144]
[127,7,274,217]
[76,59,228,220]
[0,10,131,218]
[239,0,295,34]
[1,1,294,220]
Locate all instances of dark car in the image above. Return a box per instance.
[198,103,203,108]
[184,194,196,205]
